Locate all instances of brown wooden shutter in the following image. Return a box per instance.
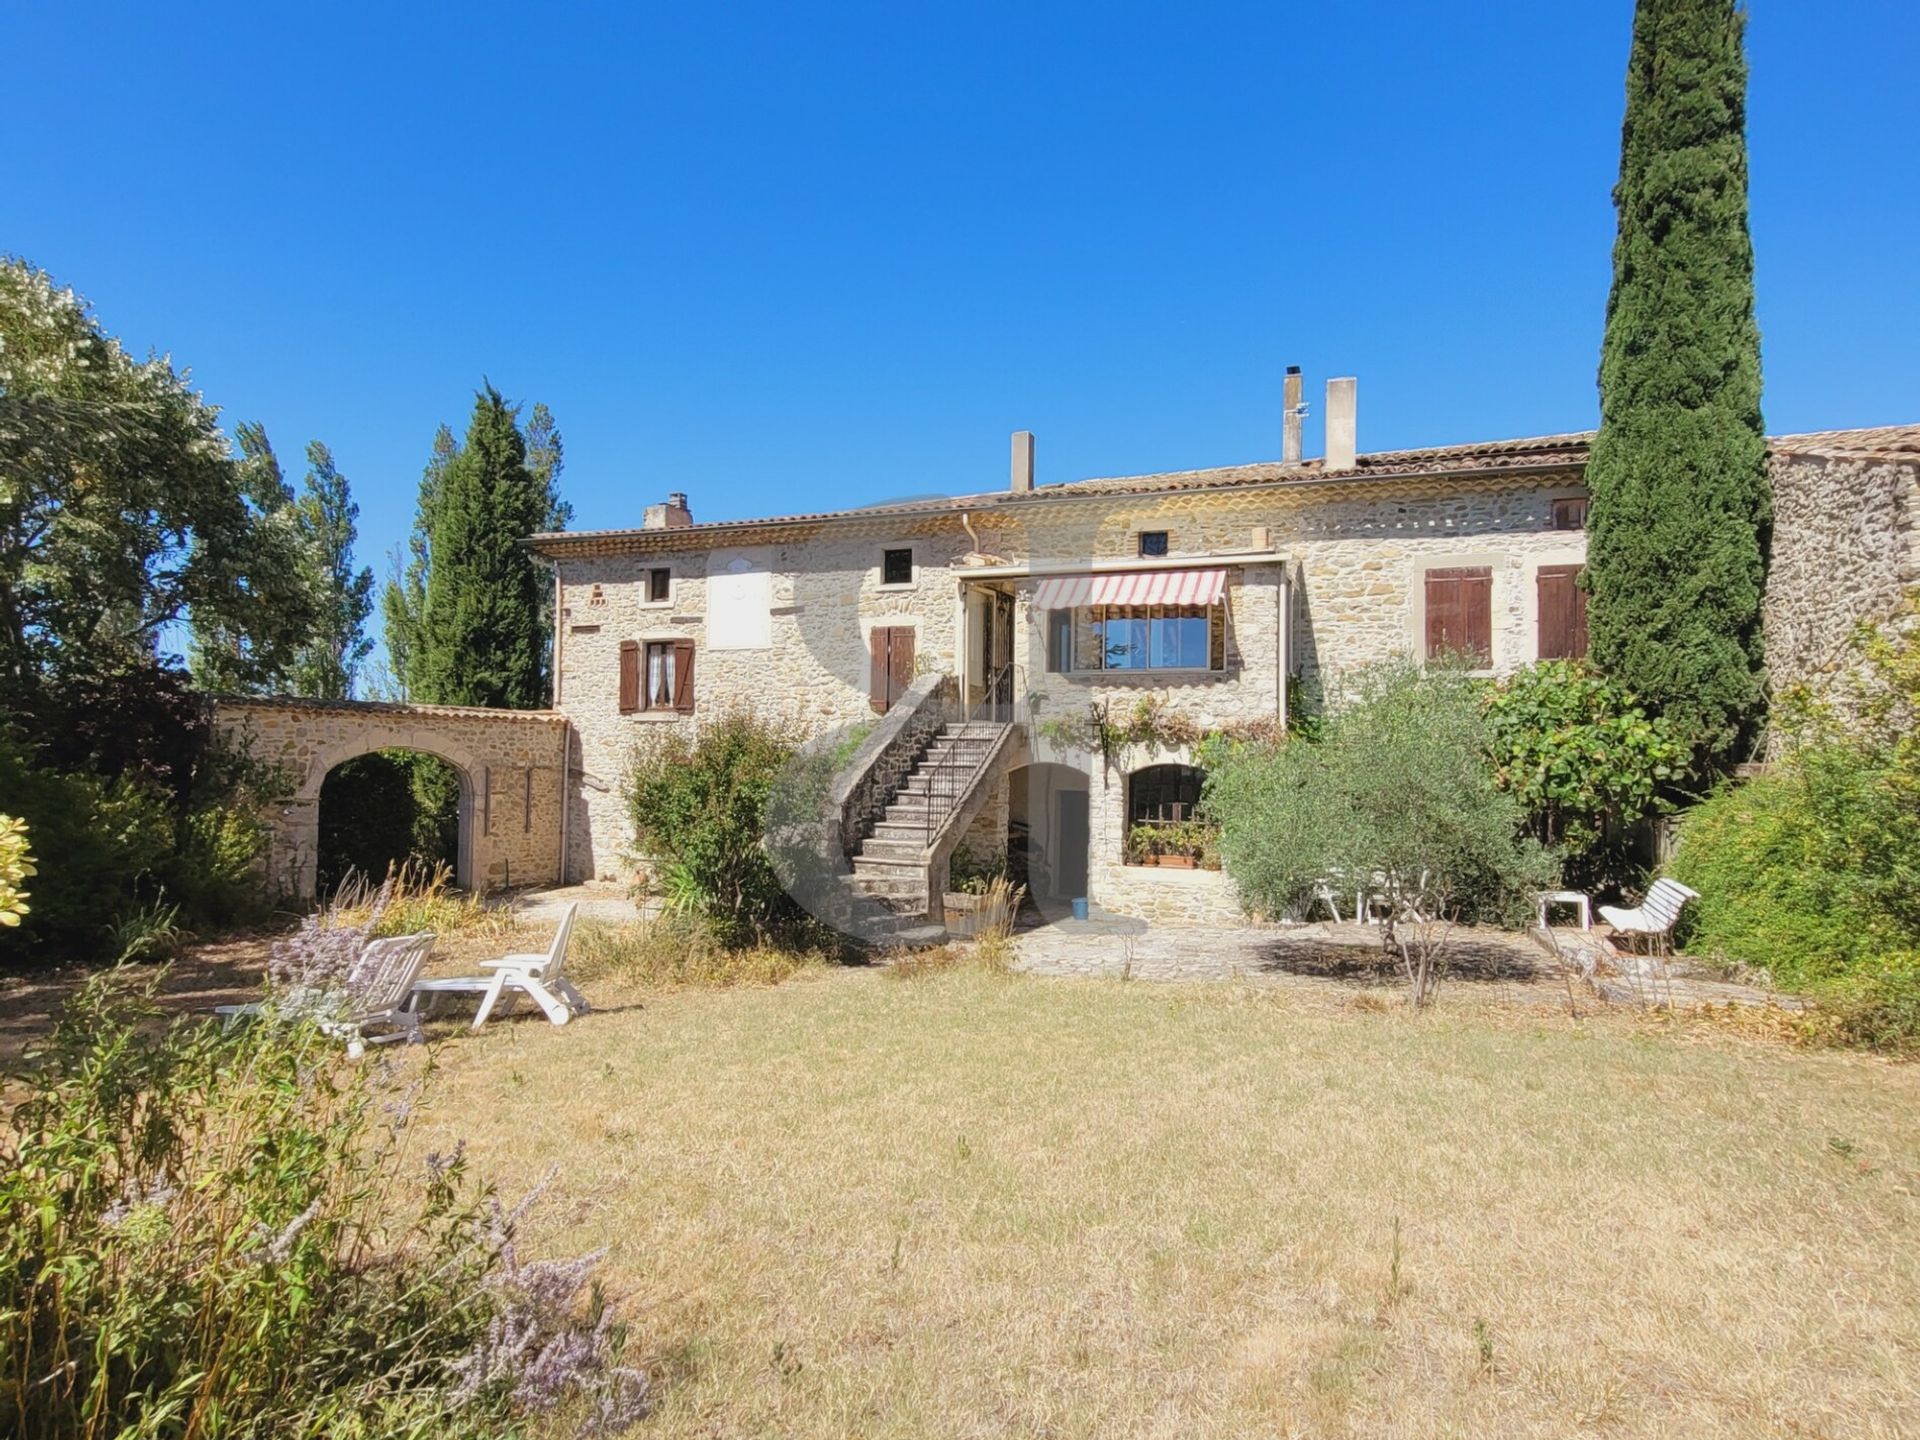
[869,628,889,713]
[889,627,915,704]
[1426,567,1492,664]
[1537,565,1589,659]
[618,640,639,713]
[671,641,696,713]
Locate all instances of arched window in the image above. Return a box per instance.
[1129,764,1205,825]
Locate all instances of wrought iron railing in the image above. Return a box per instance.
[919,662,1014,847]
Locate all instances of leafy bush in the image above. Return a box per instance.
[624,709,806,946]
[1672,598,1920,1051]
[0,814,34,927]
[0,967,647,1438]
[1482,660,1688,892]
[1204,658,1557,1006]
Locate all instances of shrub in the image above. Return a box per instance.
[1481,660,1689,892]
[0,966,647,1438]
[1205,658,1557,1006]
[624,709,806,946]
[0,813,34,927]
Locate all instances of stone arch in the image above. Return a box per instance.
[211,698,572,904]
[305,740,479,893]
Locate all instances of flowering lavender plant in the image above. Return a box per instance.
[266,876,394,1014]
[449,1173,650,1435]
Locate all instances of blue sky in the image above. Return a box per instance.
[11,1,1918,594]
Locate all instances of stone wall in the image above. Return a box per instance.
[211,698,570,900]
[1764,448,1920,712]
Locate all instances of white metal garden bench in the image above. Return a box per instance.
[1599,878,1698,951]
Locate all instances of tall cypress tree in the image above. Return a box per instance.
[288,441,373,700]
[1586,0,1771,765]
[410,387,549,709]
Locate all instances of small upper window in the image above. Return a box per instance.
[881,548,915,586]
[1552,497,1589,531]
[647,567,671,603]
[1137,531,1170,558]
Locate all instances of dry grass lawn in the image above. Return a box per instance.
[410,963,1920,1439]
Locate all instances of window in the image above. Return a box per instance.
[1130,764,1205,823]
[1552,497,1589,530]
[1072,604,1224,672]
[881,548,915,587]
[1137,530,1169,557]
[647,567,671,603]
[1045,608,1073,674]
[618,639,695,714]
[1536,564,1590,659]
[1424,567,1492,665]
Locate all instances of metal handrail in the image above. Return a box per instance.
[920,663,1014,848]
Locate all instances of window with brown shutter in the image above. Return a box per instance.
[868,626,915,713]
[1424,567,1492,664]
[618,640,640,713]
[1536,565,1589,660]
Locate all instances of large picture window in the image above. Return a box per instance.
[1072,604,1224,672]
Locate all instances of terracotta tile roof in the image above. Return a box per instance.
[526,423,1916,554]
[1769,424,1920,459]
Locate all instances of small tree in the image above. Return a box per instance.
[1206,660,1556,1006]
[1482,660,1689,892]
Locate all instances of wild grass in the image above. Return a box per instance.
[330,860,516,943]
[569,914,830,990]
[411,965,1920,1439]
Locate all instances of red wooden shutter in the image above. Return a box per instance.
[869,628,889,714]
[1425,572,1459,660]
[1537,565,1589,659]
[1461,569,1492,663]
[671,641,696,713]
[618,641,639,713]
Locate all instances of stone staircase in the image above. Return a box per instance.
[848,721,1006,917]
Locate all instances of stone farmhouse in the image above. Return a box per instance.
[215,377,1919,930]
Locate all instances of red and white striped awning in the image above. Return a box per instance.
[1030,568,1228,610]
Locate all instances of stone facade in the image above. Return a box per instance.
[211,698,570,900]
[1764,444,1920,711]
[539,469,1594,925]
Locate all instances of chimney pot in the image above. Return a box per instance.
[1282,365,1304,464]
[1010,431,1035,492]
[641,492,694,530]
[1324,377,1357,472]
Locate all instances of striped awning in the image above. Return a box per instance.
[1030,568,1228,610]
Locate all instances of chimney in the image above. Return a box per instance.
[1010,430,1035,492]
[1282,365,1304,464]
[641,491,694,530]
[1324,377,1357,472]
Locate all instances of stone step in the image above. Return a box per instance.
[852,855,924,879]
[867,821,933,844]
[851,875,927,902]
[856,837,924,861]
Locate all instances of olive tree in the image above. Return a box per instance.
[1205,659,1557,1007]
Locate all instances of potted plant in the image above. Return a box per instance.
[944,848,1013,935]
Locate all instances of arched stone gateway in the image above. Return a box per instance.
[211,698,572,902]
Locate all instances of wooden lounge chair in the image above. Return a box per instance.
[1599,878,1698,952]
[216,931,436,1059]
[408,902,586,1030]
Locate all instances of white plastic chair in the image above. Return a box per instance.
[1599,878,1698,951]
[409,903,586,1030]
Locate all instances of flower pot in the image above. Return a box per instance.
[1159,854,1196,869]
[943,891,1007,938]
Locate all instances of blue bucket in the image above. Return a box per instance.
[1070,897,1089,921]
